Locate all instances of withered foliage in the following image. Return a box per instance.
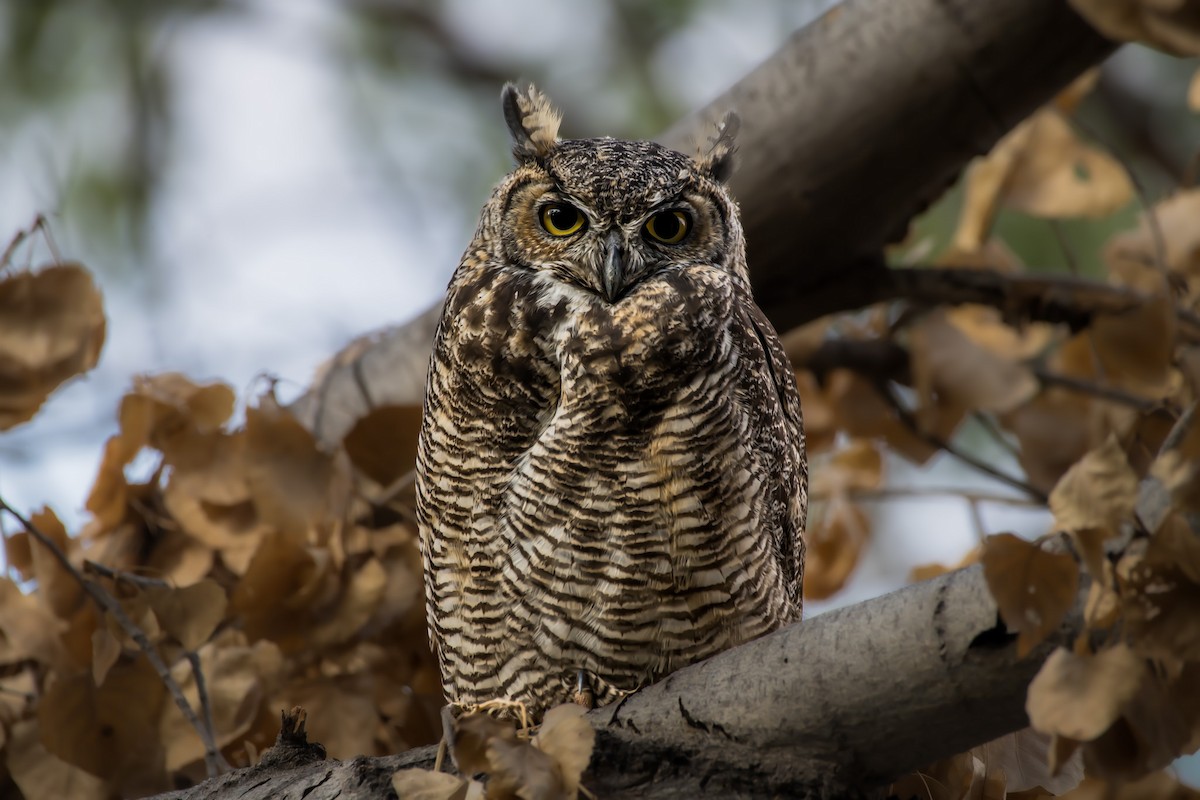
[0,291,444,794]
[4,12,1200,797]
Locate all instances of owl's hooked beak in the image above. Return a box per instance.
[600,231,627,302]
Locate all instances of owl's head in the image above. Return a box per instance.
[486,83,746,303]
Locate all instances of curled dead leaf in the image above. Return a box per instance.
[245,391,352,536]
[1026,644,1145,741]
[803,497,870,601]
[534,705,595,797]
[487,737,567,800]
[982,534,1079,657]
[0,263,105,430]
[144,579,228,652]
[1046,435,1137,531]
[391,769,477,800]
[955,110,1132,249]
[910,309,1039,419]
[454,712,518,776]
[38,657,168,794]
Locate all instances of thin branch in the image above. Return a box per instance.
[83,559,170,589]
[828,486,1045,508]
[878,383,1048,502]
[0,498,229,777]
[83,558,225,770]
[1032,368,1166,414]
[800,264,1200,340]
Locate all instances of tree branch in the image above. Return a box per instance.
[143,565,1079,800]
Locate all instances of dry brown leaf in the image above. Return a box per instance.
[802,497,870,601]
[1026,644,1145,741]
[1084,574,1121,629]
[1107,189,1200,303]
[945,304,1057,362]
[84,436,134,532]
[981,534,1079,656]
[487,737,568,800]
[955,110,1132,249]
[391,769,476,800]
[308,557,387,649]
[454,712,518,775]
[145,579,228,652]
[1122,516,1200,662]
[1090,294,1176,397]
[245,391,351,535]
[1046,434,1137,531]
[231,532,335,651]
[26,507,84,619]
[1003,111,1133,218]
[39,657,168,794]
[1083,661,1200,780]
[979,728,1084,795]
[0,263,106,430]
[6,717,109,800]
[825,369,960,464]
[910,309,1039,418]
[811,439,883,497]
[0,578,69,669]
[1004,389,1093,494]
[534,705,595,797]
[342,404,423,487]
[1068,0,1200,55]
[90,627,121,686]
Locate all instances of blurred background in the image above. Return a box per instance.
[1,0,1199,660]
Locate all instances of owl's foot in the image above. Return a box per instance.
[451,697,533,731]
[572,669,596,709]
[571,668,635,710]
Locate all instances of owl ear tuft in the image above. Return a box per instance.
[501,83,562,162]
[695,111,740,184]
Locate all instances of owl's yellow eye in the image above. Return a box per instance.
[643,210,690,244]
[540,203,585,237]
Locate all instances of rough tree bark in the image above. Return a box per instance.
[178,0,1123,798]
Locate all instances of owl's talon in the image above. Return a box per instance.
[572,669,596,709]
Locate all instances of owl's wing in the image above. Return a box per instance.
[742,297,807,608]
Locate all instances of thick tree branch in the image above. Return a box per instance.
[145,565,1080,800]
[660,0,1114,330]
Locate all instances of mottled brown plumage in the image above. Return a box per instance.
[416,84,807,718]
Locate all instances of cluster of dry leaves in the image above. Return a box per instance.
[0,239,447,795]
[785,6,1200,795]
[392,705,595,800]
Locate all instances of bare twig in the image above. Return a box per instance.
[827,486,1045,508]
[0,498,229,776]
[1032,368,1167,414]
[877,383,1048,502]
[83,559,224,771]
[1,214,59,269]
[83,559,170,589]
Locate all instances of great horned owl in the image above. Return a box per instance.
[416,84,806,718]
